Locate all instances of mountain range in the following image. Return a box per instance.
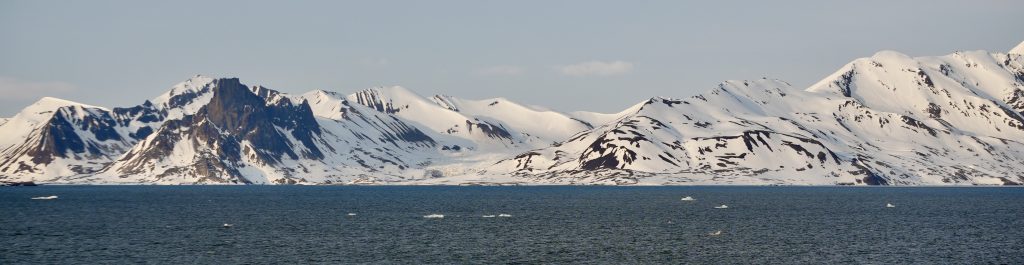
[3,42,1024,185]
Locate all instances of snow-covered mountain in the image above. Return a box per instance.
[0,76,592,184]
[0,98,136,181]
[338,86,592,152]
[491,45,1024,185]
[1011,41,1024,55]
[2,41,1022,185]
[96,78,332,184]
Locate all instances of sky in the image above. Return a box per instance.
[1,0,1022,116]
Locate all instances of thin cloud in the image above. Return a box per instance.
[0,76,77,102]
[361,58,390,67]
[476,65,524,76]
[558,60,634,76]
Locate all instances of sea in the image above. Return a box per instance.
[1,186,1022,264]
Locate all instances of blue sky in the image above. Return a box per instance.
[1,0,1022,116]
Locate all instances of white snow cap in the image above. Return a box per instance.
[18,97,106,116]
[1011,41,1024,55]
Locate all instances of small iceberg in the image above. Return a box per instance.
[498,214,512,218]
[886,203,896,208]
[482,215,496,218]
[423,214,445,219]
[708,230,722,236]
[222,223,233,228]
[680,196,696,201]
[714,205,729,209]
[347,213,357,216]
[31,195,58,200]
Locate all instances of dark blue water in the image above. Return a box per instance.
[1,186,1022,264]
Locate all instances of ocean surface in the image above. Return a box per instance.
[1,186,1022,264]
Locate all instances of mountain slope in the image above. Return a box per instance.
[491,47,1024,185]
[98,78,332,184]
[3,42,1024,185]
[1011,41,1024,55]
[0,98,135,181]
[0,75,229,183]
[342,86,592,152]
[297,87,594,182]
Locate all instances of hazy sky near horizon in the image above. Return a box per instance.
[1,0,1022,116]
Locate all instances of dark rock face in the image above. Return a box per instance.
[70,109,122,143]
[113,78,327,182]
[165,85,210,111]
[899,116,937,137]
[249,85,283,102]
[371,116,435,146]
[465,120,513,140]
[32,108,123,161]
[0,105,134,176]
[112,101,165,141]
[861,172,889,185]
[834,69,856,97]
[203,78,324,161]
[130,127,154,140]
[30,113,87,164]
[351,89,402,114]
[578,117,656,170]
[1007,89,1024,116]
[335,102,436,148]
[113,101,163,125]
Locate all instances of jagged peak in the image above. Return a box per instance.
[303,89,342,99]
[345,85,427,113]
[348,85,422,100]
[150,75,217,106]
[211,77,242,86]
[249,84,296,106]
[1011,41,1024,55]
[167,75,216,95]
[206,78,255,101]
[249,84,274,94]
[646,96,681,103]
